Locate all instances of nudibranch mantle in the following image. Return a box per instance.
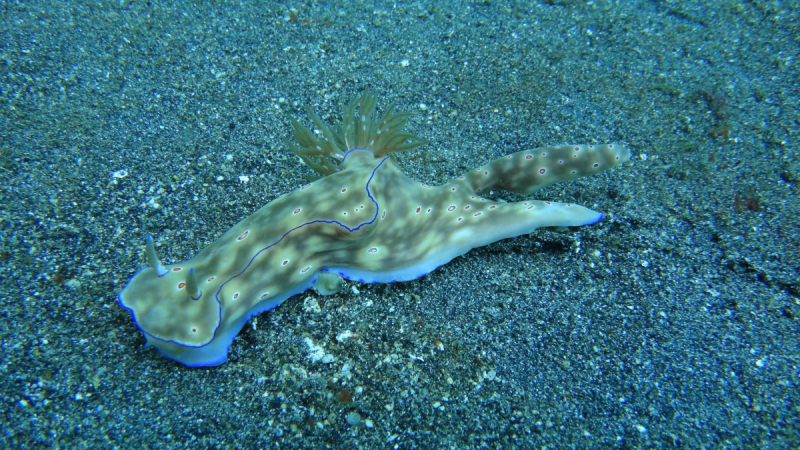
[118,92,630,367]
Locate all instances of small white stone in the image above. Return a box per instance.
[305,337,326,362]
[216,176,225,182]
[238,175,250,184]
[336,330,357,343]
[400,59,410,67]
[112,169,128,179]
[303,297,321,313]
[345,412,361,426]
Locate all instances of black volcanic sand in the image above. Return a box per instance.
[1,1,798,448]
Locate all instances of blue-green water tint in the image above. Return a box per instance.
[1,0,797,448]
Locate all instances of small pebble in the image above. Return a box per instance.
[345,411,361,426]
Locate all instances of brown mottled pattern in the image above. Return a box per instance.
[118,93,630,367]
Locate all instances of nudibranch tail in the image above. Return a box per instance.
[460,143,632,196]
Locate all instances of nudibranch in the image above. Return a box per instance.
[118,92,630,367]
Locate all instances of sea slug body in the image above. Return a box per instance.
[118,92,630,367]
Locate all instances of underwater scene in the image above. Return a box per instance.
[1,0,798,448]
